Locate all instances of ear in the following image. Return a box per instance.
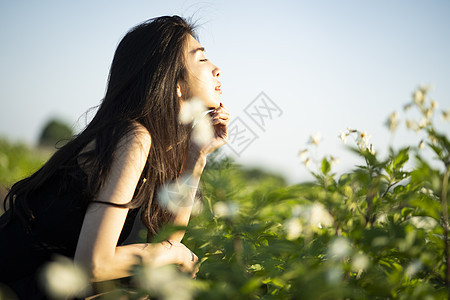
[176,82,182,99]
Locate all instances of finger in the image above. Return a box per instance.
[211,105,230,115]
[212,118,230,126]
[177,253,198,274]
[192,264,200,278]
[209,111,230,120]
[211,113,230,122]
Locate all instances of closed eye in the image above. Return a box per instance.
[200,58,208,62]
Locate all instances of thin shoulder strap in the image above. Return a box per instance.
[90,200,129,208]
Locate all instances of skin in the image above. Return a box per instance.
[178,34,223,109]
[74,34,230,282]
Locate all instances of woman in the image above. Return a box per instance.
[0,15,230,298]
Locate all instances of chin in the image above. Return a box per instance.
[205,99,220,109]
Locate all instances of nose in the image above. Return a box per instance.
[213,65,221,77]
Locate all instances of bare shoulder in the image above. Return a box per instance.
[94,123,152,205]
[118,122,152,156]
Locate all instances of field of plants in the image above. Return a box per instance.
[0,86,449,299]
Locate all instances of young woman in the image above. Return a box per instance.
[0,15,230,298]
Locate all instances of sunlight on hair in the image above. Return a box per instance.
[39,256,89,299]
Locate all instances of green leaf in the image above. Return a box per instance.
[321,158,331,175]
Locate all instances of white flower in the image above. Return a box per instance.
[135,264,196,300]
[291,205,302,218]
[388,112,398,132]
[409,216,437,230]
[179,97,207,124]
[405,260,422,278]
[192,117,214,146]
[418,140,425,149]
[298,149,308,162]
[419,117,428,128]
[190,198,203,216]
[329,155,340,166]
[405,119,420,132]
[39,256,89,299]
[419,83,434,93]
[442,109,450,122]
[351,253,369,272]
[425,108,433,120]
[375,213,388,225]
[328,237,351,260]
[356,131,370,149]
[420,187,434,195]
[403,103,412,111]
[308,203,333,228]
[303,157,311,167]
[338,131,347,144]
[413,90,425,106]
[368,144,375,155]
[158,175,196,214]
[213,201,239,218]
[430,100,438,109]
[309,132,322,145]
[283,218,303,240]
[179,97,214,147]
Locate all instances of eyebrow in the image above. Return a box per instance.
[190,47,205,54]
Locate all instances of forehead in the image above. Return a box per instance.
[186,34,204,55]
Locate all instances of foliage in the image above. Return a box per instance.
[1,86,449,299]
[0,137,51,187]
[0,137,51,214]
[124,85,449,299]
[181,85,449,299]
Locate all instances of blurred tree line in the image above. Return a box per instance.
[0,118,73,212]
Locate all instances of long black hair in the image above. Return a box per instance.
[2,15,198,238]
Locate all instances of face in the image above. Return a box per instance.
[178,35,222,109]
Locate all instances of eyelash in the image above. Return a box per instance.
[200,59,208,62]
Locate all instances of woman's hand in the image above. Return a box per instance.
[145,240,199,278]
[194,102,230,156]
[168,240,199,278]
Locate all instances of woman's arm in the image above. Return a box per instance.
[168,148,207,242]
[74,125,197,281]
[168,103,230,242]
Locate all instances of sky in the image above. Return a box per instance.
[0,0,449,184]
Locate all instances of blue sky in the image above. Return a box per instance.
[1,0,449,184]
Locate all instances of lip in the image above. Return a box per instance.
[215,82,222,94]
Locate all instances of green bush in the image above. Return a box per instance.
[2,86,449,299]
[0,138,50,188]
[179,86,449,299]
[38,118,73,147]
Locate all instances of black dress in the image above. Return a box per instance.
[0,160,140,299]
